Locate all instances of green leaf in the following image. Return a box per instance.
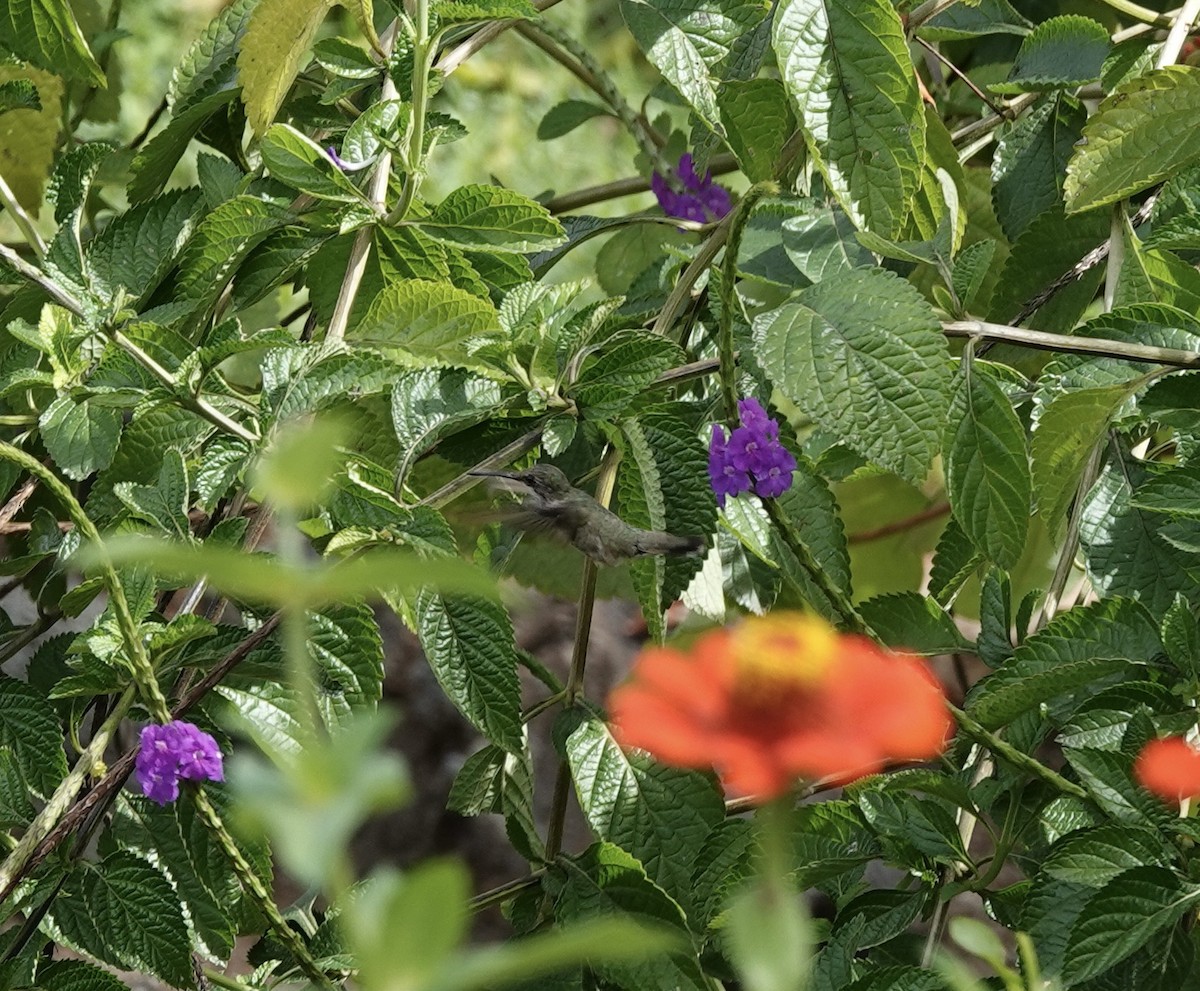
[343,98,409,166]
[1063,747,1171,827]
[550,842,706,991]
[0,64,63,211]
[781,201,875,282]
[260,123,369,202]
[260,346,397,422]
[32,960,131,991]
[943,360,1031,569]
[127,88,241,203]
[431,0,538,24]
[992,95,1086,241]
[39,395,123,481]
[238,0,338,134]
[0,77,40,112]
[96,535,495,607]
[753,267,952,483]
[992,15,1109,95]
[351,279,502,367]
[47,141,113,222]
[418,185,565,254]
[1066,66,1200,214]
[918,0,1031,40]
[52,851,193,989]
[965,597,1159,729]
[773,0,926,236]
[391,367,506,488]
[537,99,609,140]
[1161,594,1200,679]
[414,591,523,753]
[169,0,255,110]
[563,712,723,906]
[718,78,794,183]
[114,448,191,538]
[928,518,982,608]
[1043,824,1175,888]
[1030,383,1138,537]
[617,407,716,636]
[0,0,104,85]
[1080,460,1199,614]
[572,332,684,421]
[447,739,541,861]
[111,792,241,961]
[1132,463,1200,519]
[176,194,293,308]
[857,592,969,656]
[0,675,68,795]
[620,0,765,134]
[1065,867,1200,983]
[307,602,384,727]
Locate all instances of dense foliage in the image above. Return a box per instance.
[3,0,1200,988]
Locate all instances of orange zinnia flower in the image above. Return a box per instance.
[608,612,953,800]
[1135,736,1200,802]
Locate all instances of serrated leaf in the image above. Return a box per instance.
[115,448,191,538]
[1031,384,1137,537]
[781,201,874,281]
[259,123,369,202]
[39,394,123,481]
[261,346,397,422]
[620,0,765,134]
[944,360,1031,569]
[128,88,240,203]
[857,592,969,655]
[170,0,256,110]
[343,98,408,166]
[1161,594,1200,679]
[965,598,1160,729]
[718,78,794,183]
[417,184,565,254]
[950,239,997,309]
[52,851,193,989]
[414,591,523,753]
[563,712,723,906]
[351,278,502,367]
[0,0,104,85]
[992,15,1109,95]
[537,99,609,140]
[432,0,538,23]
[992,95,1086,241]
[307,602,384,728]
[447,738,541,860]
[551,842,706,991]
[176,194,293,308]
[753,267,952,483]
[0,77,40,112]
[238,0,338,134]
[1131,463,1200,519]
[33,960,131,991]
[391,367,505,488]
[0,675,68,795]
[773,0,925,236]
[1066,66,1200,214]
[918,0,1030,40]
[1043,824,1174,888]
[928,518,982,608]
[1080,460,1199,614]
[1065,867,1200,983]
[572,332,684,421]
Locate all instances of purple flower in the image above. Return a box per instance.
[707,398,796,507]
[136,721,224,805]
[326,146,352,171]
[709,425,752,508]
[653,153,732,224]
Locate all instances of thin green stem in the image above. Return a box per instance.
[949,704,1090,800]
[192,788,338,991]
[651,214,733,337]
[515,20,669,175]
[202,969,251,991]
[0,444,170,721]
[718,183,775,422]
[949,92,1037,146]
[1096,0,1178,29]
[0,172,45,256]
[0,242,88,313]
[907,0,962,29]
[386,9,435,225]
[469,870,546,913]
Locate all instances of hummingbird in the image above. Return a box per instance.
[469,464,706,567]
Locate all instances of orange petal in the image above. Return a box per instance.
[1135,737,1200,802]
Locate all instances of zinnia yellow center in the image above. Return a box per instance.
[731,613,840,696]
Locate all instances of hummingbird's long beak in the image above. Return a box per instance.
[469,469,519,479]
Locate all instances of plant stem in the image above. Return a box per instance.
[907,0,963,30]
[1157,0,1200,66]
[948,704,1090,800]
[514,21,669,175]
[192,788,338,991]
[0,172,45,256]
[1098,0,1179,29]
[327,20,400,343]
[942,319,1200,367]
[0,242,88,313]
[651,214,733,337]
[544,448,620,859]
[386,6,435,225]
[915,37,1005,116]
[544,154,739,214]
[469,870,546,913]
[438,0,567,76]
[949,92,1037,146]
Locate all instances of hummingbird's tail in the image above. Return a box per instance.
[632,532,707,560]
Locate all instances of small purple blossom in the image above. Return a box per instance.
[136,721,224,805]
[707,399,796,507]
[326,146,352,171]
[653,153,732,224]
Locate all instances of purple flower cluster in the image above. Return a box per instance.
[136,721,224,805]
[651,154,732,224]
[708,398,797,508]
